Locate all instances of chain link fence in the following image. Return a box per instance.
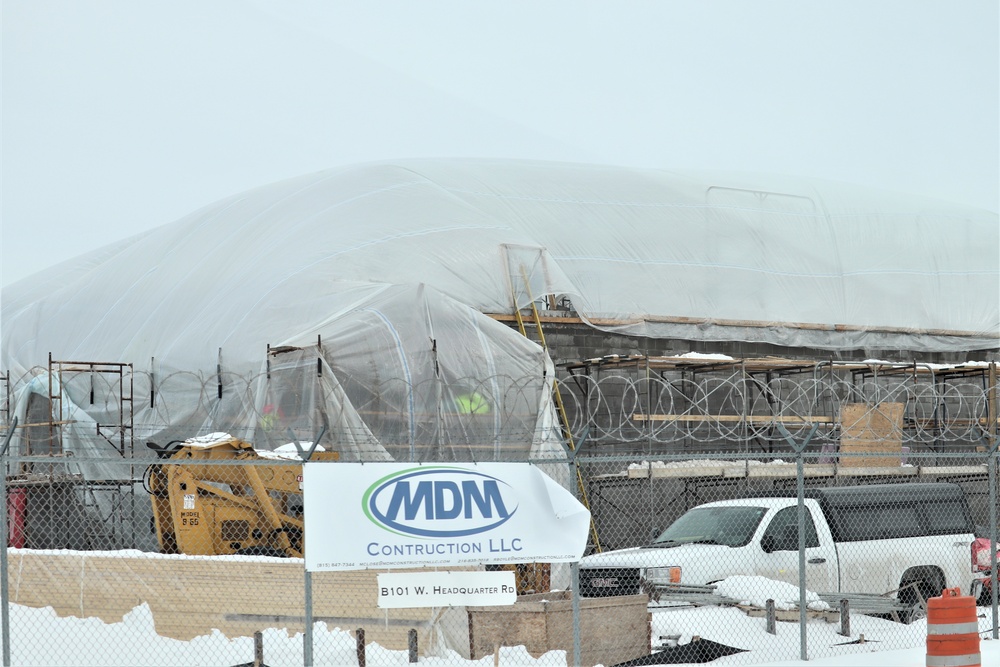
[579,449,998,624]
[0,360,997,665]
[0,445,995,666]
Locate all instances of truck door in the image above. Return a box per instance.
[757,504,835,593]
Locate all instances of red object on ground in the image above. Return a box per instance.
[972,537,999,571]
[7,487,26,548]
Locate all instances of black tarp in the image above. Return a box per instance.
[611,639,747,665]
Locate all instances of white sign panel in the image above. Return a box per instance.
[303,463,590,571]
[377,571,516,608]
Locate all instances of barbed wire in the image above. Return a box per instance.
[1,364,995,450]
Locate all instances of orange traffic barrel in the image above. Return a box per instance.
[926,587,980,667]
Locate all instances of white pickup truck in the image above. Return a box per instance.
[579,483,983,610]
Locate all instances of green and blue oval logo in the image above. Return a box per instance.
[363,466,518,538]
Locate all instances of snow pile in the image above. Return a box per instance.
[7,603,287,667]
[182,432,235,448]
[861,359,992,370]
[3,602,564,667]
[257,442,325,460]
[715,576,831,612]
[674,352,736,360]
[3,594,998,666]
[169,433,324,460]
[651,603,948,666]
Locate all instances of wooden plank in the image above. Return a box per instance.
[486,313,985,338]
[7,551,448,653]
[907,418,1000,427]
[746,464,837,479]
[816,592,910,614]
[633,413,996,427]
[722,466,750,478]
[626,462,990,481]
[632,414,834,424]
[628,465,727,479]
[746,465,797,478]
[839,403,904,468]
[627,463,838,480]
[739,605,840,623]
[630,465,730,479]
[836,466,915,478]
[920,465,988,476]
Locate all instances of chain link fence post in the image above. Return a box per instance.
[304,568,314,667]
[778,422,818,662]
[0,417,14,667]
[989,439,999,639]
[571,561,581,667]
[570,448,583,667]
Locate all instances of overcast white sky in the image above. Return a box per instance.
[2,1,998,287]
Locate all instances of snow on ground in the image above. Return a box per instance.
[651,599,996,665]
[2,603,564,667]
[756,639,999,667]
[2,573,997,666]
[649,575,997,665]
[5,600,997,666]
[713,576,830,612]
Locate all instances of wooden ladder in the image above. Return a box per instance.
[511,265,602,552]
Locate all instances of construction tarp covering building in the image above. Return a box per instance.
[1,159,998,468]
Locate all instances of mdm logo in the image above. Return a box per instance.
[363,467,519,538]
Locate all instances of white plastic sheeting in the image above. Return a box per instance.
[1,159,997,469]
[3,282,567,471]
[4,160,998,358]
[6,159,997,358]
[245,284,567,464]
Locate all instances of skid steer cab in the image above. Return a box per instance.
[143,433,338,558]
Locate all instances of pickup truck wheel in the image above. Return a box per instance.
[897,569,944,624]
[977,580,993,606]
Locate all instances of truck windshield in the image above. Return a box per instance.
[652,506,768,547]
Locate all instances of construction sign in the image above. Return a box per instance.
[302,463,590,571]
